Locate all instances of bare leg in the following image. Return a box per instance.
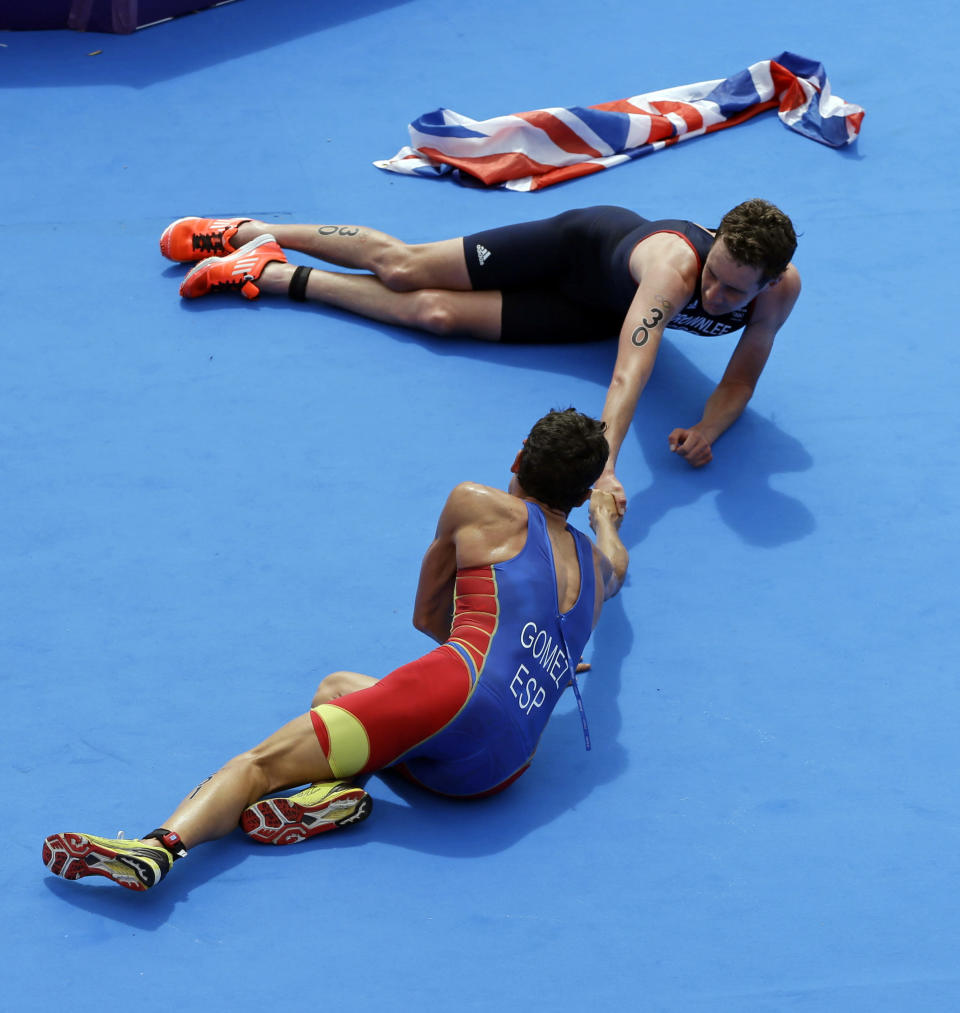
[251,263,502,340]
[158,714,332,849]
[226,221,503,337]
[312,670,378,707]
[234,221,472,292]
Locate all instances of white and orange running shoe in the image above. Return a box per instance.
[179,234,287,300]
[160,216,250,262]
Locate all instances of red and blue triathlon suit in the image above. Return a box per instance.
[310,502,597,798]
[462,205,755,343]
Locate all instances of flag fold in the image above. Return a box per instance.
[374,52,863,191]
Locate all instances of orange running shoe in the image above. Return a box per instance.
[160,216,249,262]
[180,234,287,300]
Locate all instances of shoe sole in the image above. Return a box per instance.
[42,832,161,891]
[241,789,372,845]
[180,233,280,299]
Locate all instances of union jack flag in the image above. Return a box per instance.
[374,52,864,192]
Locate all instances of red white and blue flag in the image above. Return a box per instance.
[375,52,864,192]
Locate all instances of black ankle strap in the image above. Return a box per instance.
[145,827,188,860]
[288,265,312,302]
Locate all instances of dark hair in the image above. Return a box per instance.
[517,408,609,513]
[716,199,797,283]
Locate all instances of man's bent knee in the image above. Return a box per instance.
[372,244,421,292]
[312,670,372,707]
[410,291,459,335]
[312,672,347,707]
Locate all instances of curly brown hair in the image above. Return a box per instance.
[517,408,609,513]
[716,199,797,283]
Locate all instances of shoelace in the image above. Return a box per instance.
[210,276,250,293]
[192,232,225,254]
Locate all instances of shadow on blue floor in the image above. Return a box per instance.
[2,0,416,87]
[40,592,633,928]
[175,283,815,549]
[9,1,960,1007]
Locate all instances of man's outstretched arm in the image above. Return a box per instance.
[596,260,693,513]
[669,266,801,467]
[589,490,628,609]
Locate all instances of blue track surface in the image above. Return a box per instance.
[3,2,959,1009]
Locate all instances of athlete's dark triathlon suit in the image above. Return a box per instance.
[462,205,754,343]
